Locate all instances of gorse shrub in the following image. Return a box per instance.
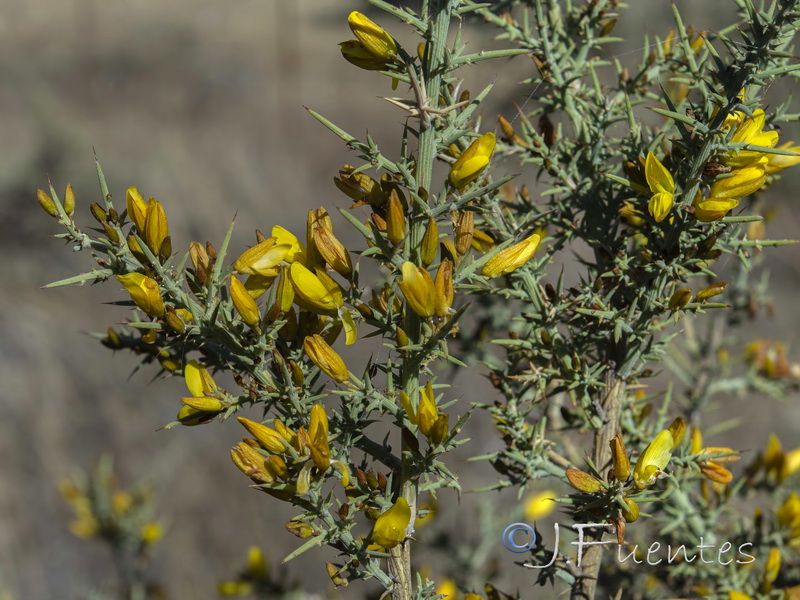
[38,0,800,598]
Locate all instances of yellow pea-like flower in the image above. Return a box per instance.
[633,429,675,489]
[308,403,331,470]
[347,11,397,61]
[668,288,692,311]
[692,196,739,222]
[645,151,674,222]
[724,109,779,169]
[371,497,411,549]
[417,381,438,437]
[272,225,306,264]
[448,132,496,189]
[420,217,439,267]
[233,238,292,277]
[765,141,800,174]
[339,40,391,71]
[289,263,343,314]
[710,160,767,199]
[398,262,436,318]
[126,186,148,231]
[237,417,288,454]
[610,433,630,481]
[230,276,261,328]
[481,233,541,278]
[116,273,165,317]
[177,405,205,426]
[386,190,406,245]
[728,592,752,600]
[304,334,349,383]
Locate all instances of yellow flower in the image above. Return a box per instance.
[237,417,288,454]
[728,591,751,600]
[398,262,436,318]
[339,40,391,70]
[710,159,767,199]
[304,334,349,383]
[372,497,411,549]
[386,190,406,245]
[724,109,779,169]
[692,196,739,222]
[645,151,674,222]
[233,238,291,277]
[777,493,800,548]
[417,381,438,437]
[126,186,148,231]
[307,404,331,470]
[116,273,165,317]
[289,263,343,314]
[765,141,800,174]
[668,288,692,311]
[140,522,163,545]
[523,489,557,520]
[610,433,631,481]
[436,579,457,598]
[347,11,397,61]
[434,259,454,318]
[448,133,496,189]
[481,233,540,278]
[271,225,306,264]
[633,429,675,489]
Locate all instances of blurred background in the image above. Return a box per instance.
[2,0,799,598]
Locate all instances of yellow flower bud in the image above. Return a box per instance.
[181,396,223,412]
[565,468,605,493]
[63,183,76,216]
[454,210,474,255]
[668,416,686,446]
[371,497,411,549]
[36,189,59,217]
[237,417,288,454]
[246,546,268,579]
[710,160,767,199]
[177,405,206,426]
[692,196,739,222]
[471,228,496,253]
[140,522,162,545]
[610,433,630,481]
[289,263,343,314]
[668,288,692,311]
[695,282,728,302]
[386,190,406,245]
[724,109,779,168]
[313,226,353,277]
[398,262,436,318]
[233,238,291,277]
[126,187,148,231]
[144,198,169,256]
[400,391,416,425]
[304,334,349,383]
[448,132,496,189]
[481,233,540,278]
[429,414,449,446]
[621,497,639,523]
[633,429,675,489]
[420,217,439,267]
[417,381,438,437]
[645,152,675,222]
[230,276,261,328]
[116,273,165,317]
[347,11,397,61]
[434,259,454,318]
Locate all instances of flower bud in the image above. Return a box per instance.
[36,189,59,217]
[668,288,692,311]
[448,133,496,189]
[116,273,166,317]
[347,11,397,61]
[420,217,439,267]
[481,233,541,278]
[610,433,630,481]
[102,222,120,246]
[434,259,454,318]
[126,187,148,231]
[621,497,639,523]
[417,381,438,437]
[63,183,76,216]
[454,210,474,255]
[181,396,224,412]
[695,282,728,302]
[371,497,411,549]
[565,468,604,493]
[429,414,449,446]
[326,562,348,587]
[304,335,349,383]
[237,417,288,454]
[313,226,353,277]
[90,203,108,224]
[398,262,435,318]
[285,520,314,539]
[668,417,686,446]
[386,190,406,245]
[471,229,495,253]
[230,276,261,328]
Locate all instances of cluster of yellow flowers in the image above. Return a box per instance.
[216,546,269,597]
[642,105,799,224]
